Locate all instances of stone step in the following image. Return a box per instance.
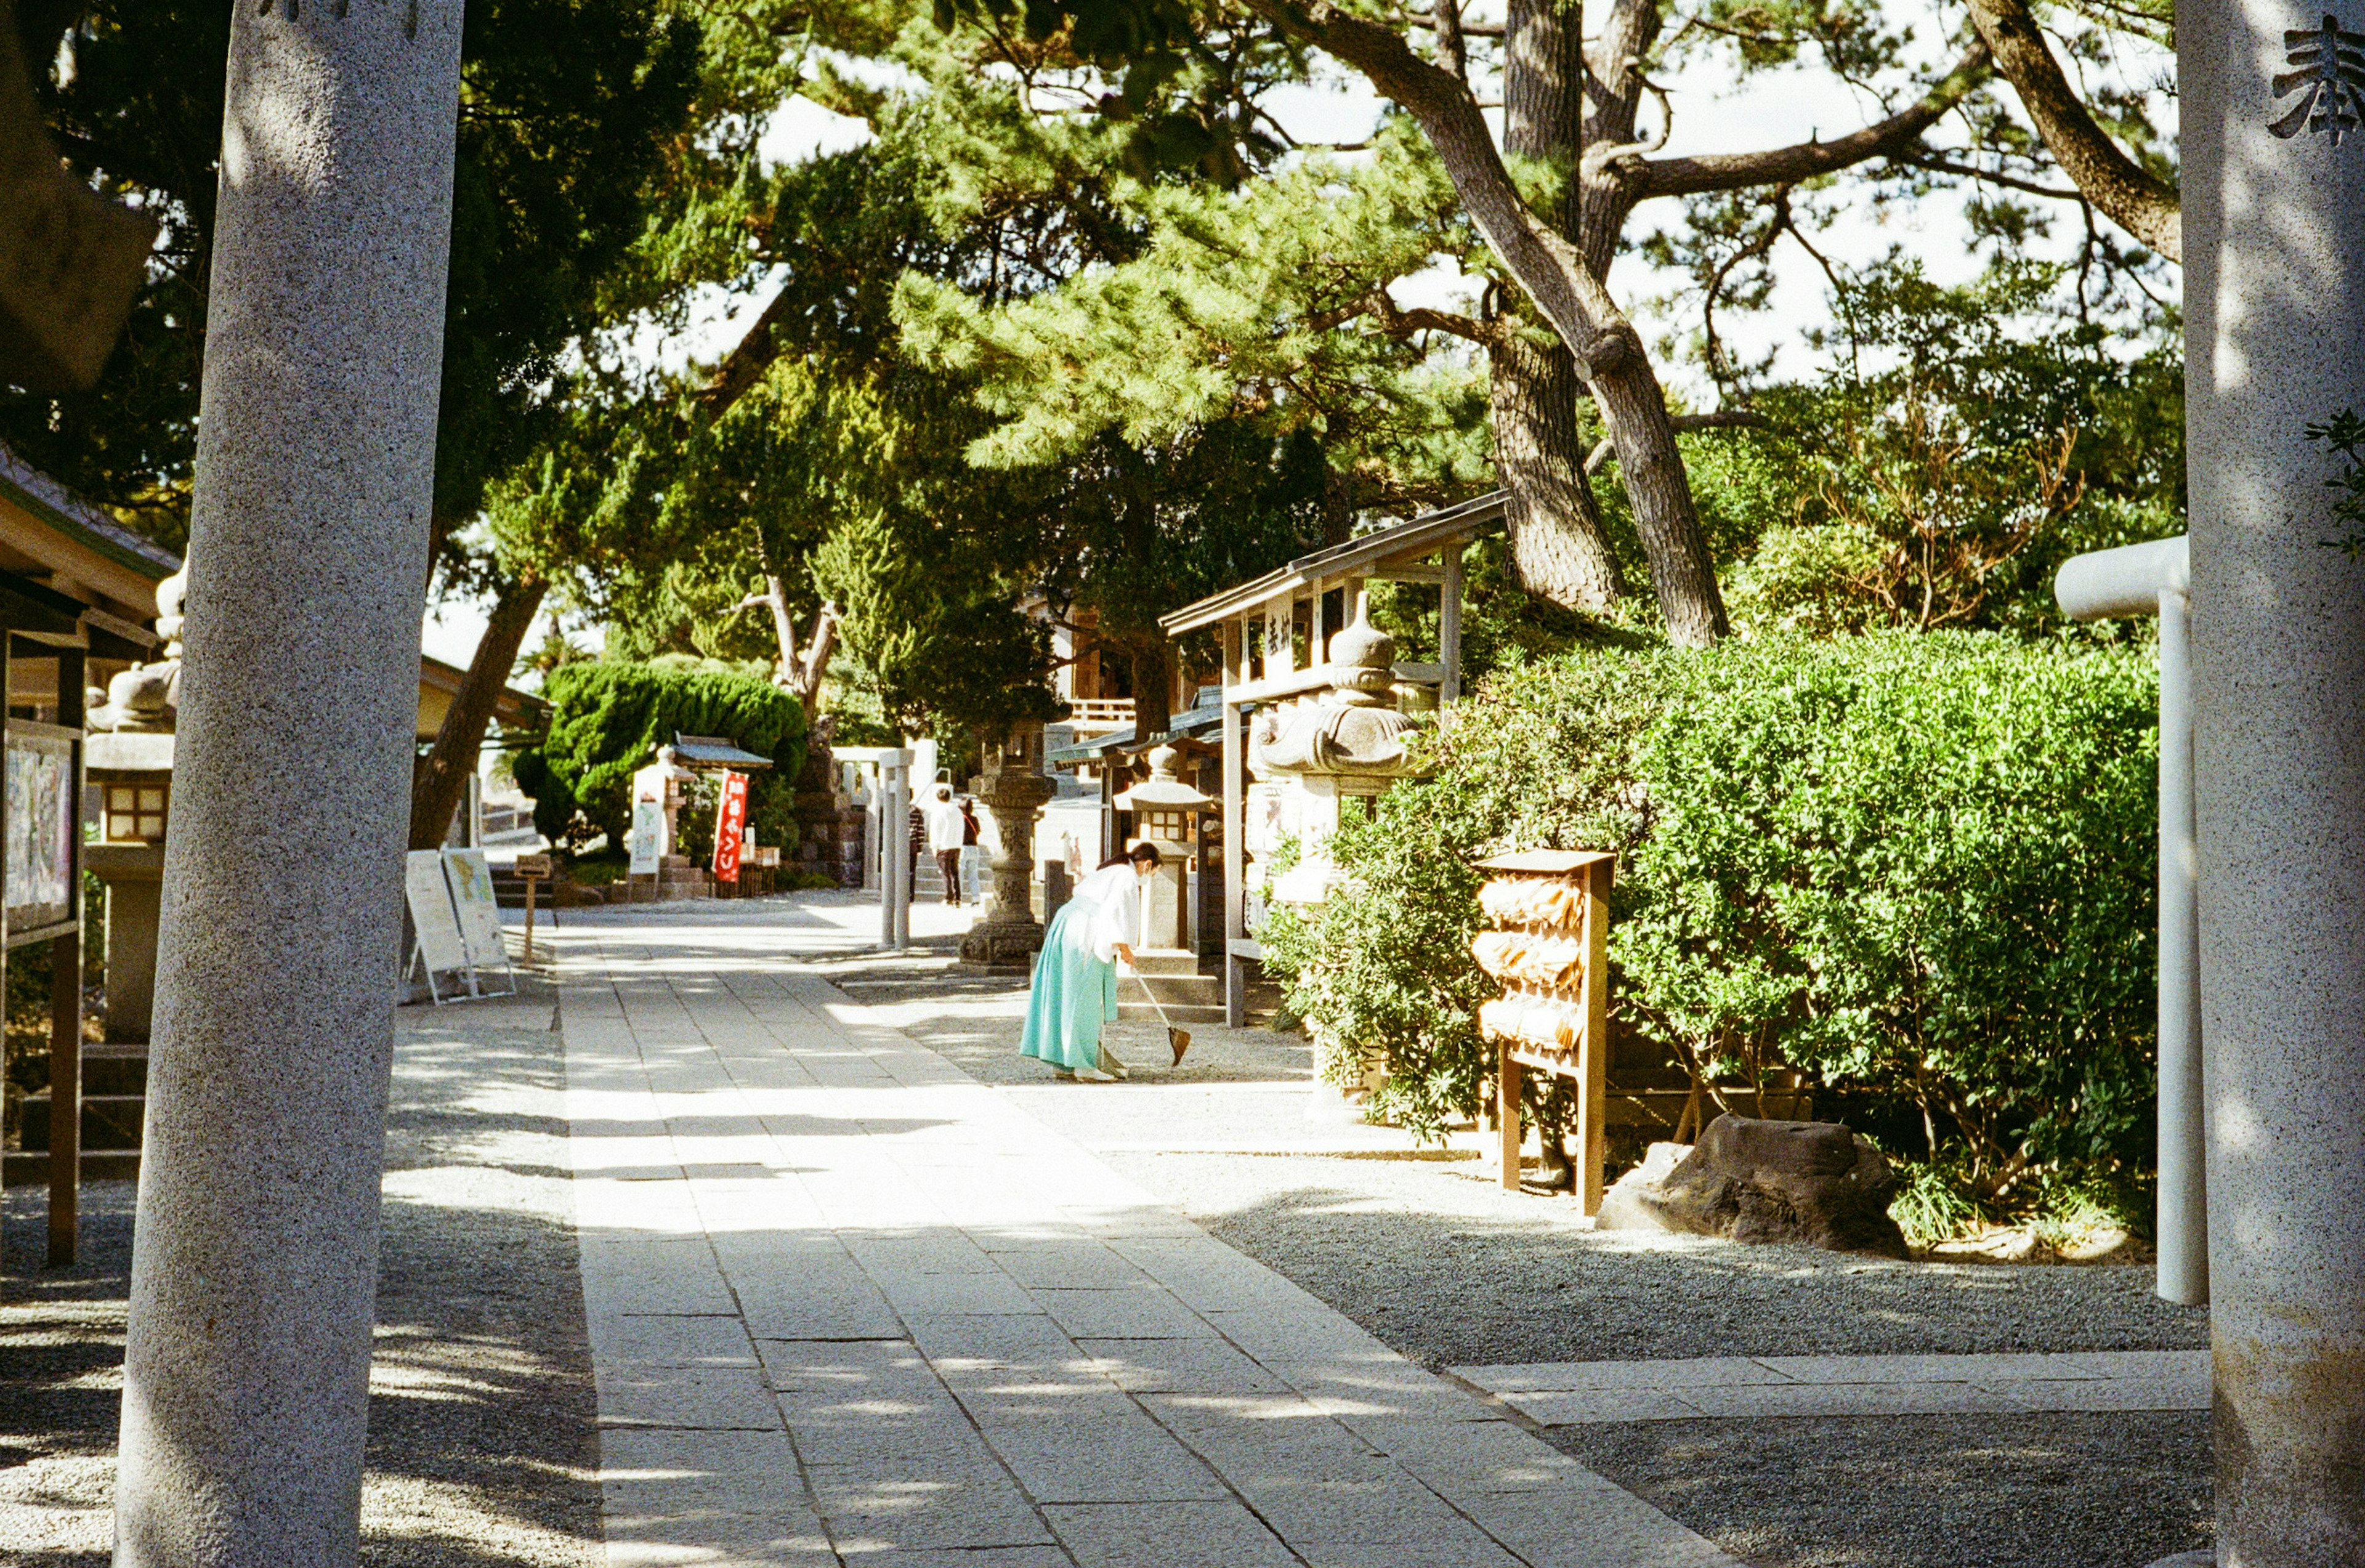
[20,1093,145,1152]
[1128,972,1219,1004]
[1127,948,1210,977]
[1115,1001,1228,1025]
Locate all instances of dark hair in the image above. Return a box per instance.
[1098,843,1163,870]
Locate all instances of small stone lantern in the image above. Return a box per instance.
[1115,744,1211,952]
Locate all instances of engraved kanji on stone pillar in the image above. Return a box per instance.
[2271,14,2365,139]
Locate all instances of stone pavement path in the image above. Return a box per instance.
[557,920,1740,1568]
[1452,1349,2210,1425]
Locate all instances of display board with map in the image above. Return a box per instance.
[6,722,77,938]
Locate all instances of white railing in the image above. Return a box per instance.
[1067,698,1136,730]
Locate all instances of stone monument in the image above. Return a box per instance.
[960,723,1057,966]
[2180,3,2365,1556]
[110,5,466,1565]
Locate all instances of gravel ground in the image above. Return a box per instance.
[1110,1149,2207,1364]
[1555,1412,2214,1568]
[0,980,599,1567]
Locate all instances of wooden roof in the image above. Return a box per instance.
[1158,492,1503,636]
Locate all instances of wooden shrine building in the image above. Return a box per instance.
[1157,493,1501,1024]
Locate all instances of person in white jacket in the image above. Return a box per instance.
[923,786,967,905]
[1018,842,1162,1081]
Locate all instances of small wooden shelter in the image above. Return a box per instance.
[1157,492,1502,1023]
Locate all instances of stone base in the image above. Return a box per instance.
[960,920,1043,967]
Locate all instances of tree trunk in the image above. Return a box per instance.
[1487,0,1626,613]
[1129,639,1173,741]
[1280,2,1728,644]
[1489,331,1627,611]
[409,572,547,851]
[1591,351,1726,644]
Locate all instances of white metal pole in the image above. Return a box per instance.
[2055,534,2202,1307]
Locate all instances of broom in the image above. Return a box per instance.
[1127,963,1192,1065]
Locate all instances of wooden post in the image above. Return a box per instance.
[1575,857,1612,1214]
[1441,544,1465,703]
[1498,1038,1522,1191]
[1265,593,1296,675]
[49,646,84,1265]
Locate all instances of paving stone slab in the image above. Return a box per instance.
[596,1366,785,1430]
[592,1312,762,1370]
[1072,1337,1292,1396]
[977,1413,1234,1504]
[1453,1357,1790,1394]
[599,1426,802,1513]
[1043,1500,1298,1568]
[1671,1380,2035,1419]
[1031,1285,1221,1341]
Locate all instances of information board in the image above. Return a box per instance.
[628,796,662,876]
[442,848,509,972]
[404,849,469,979]
[4,726,73,930]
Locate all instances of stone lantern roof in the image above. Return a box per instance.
[1115,745,1212,812]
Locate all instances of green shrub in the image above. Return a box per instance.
[514,661,808,853]
[1277,631,2158,1199]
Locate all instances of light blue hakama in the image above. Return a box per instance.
[1019,895,1120,1073]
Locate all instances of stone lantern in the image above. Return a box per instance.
[83,562,187,1043]
[1248,610,1426,910]
[960,722,1058,966]
[1116,743,1211,952]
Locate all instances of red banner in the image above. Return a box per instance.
[712,770,748,883]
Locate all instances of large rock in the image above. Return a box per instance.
[1596,1115,1907,1258]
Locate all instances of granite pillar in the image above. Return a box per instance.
[110,4,463,1564]
[2184,4,2365,1557]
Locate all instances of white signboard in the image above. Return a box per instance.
[628,795,662,876]
[405,849,469,977]
[442,849,509,972]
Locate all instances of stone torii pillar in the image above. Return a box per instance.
[2183,5,2365,1561]
[110,4,463,1566]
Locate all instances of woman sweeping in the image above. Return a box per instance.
[1021,843,1161,1081]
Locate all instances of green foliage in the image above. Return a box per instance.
[514,661,807,852]
[2305,410,2365,556]
[1716,258,2186,637]
[6,0,702,544]
[1280,633,2159,1198]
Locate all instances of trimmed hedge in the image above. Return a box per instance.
[514,661,808,854]
[1262,631,2158,1197]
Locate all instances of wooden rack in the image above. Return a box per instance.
[1472,849,1612,1213]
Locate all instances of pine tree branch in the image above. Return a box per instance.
[1959,0,2180,259]
[1608,42,1991,201]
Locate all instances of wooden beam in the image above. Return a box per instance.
[1441,544,1465,704]
[1499,1038,1523,1191]
[1576,856,1612,1215]
[1221,700,1247,1028]
[47,646,81,1264]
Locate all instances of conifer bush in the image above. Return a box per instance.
[1263,632,2159,1200]
[514,661,808,854]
